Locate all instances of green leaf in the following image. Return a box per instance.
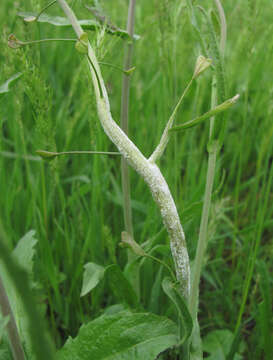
[1,231,38,357]
[162,278,193,345]
[56,311,178,360]
[80,262,139,307]
[17,12,140,40]
[0,236,55,359]
[169,94,239,132]
[0,73,22,95]
[75,32,89,54]
[210,9,221,38]
[203,330,243,360]
[105,264,139,308]
[36,150,57,161]
[12,230,38,274]
[80,262,105,297]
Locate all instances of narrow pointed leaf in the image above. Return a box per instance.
[162,277,193,344]
[0,73,22,95]
[169,94,239,132]
[17,12,140,40]
[36,150,57,161]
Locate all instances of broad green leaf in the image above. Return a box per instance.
[80,262,105,297]
[12,230,38,274]
[17,12,140,40]
[103,304,126,316]
[0,73,22,95]
[56,311,178,360]
[169,95,239,132]
[105,264,139,308]
[162,277,193,345]
[203,329,243,360]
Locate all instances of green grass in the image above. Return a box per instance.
[0,0,272,358]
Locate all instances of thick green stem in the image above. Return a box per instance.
[0,276,26,360]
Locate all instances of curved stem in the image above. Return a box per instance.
[57,0,190,299]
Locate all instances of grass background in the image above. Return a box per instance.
[0,0,272,358]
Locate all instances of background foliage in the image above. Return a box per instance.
[0,0,272,359]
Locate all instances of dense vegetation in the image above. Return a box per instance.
[0,0,272,359]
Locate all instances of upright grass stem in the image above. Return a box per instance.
[56,0,190,299]
[0,276,25,360]
[0,239,55,360]
[120,0,136,250]
[189,0,227,321]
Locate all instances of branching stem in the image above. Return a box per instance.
[57,0,190,299]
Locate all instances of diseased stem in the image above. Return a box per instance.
[57,0,190,299]
[0,276,26,360]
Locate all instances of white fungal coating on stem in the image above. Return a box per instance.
[57,0,191,300]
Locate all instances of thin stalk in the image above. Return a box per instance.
[0,276,26,360]
[189,122,217,317]
[0,239,55,359]
[8,34,76,49]
[149,77,194,163]
[190,0,227,319]
[188,76,218,360]
[36,149,120,160]
[214,0,227,54]
[120,0,136,240]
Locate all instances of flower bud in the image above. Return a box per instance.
[193,55,212,79]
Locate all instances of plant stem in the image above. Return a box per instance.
[57,0,190,299]
[189,134,217,317]
[190,0,227,319]
[0,276,26,360]
[0,239,55,359]
[149,78,194,163]
[214,0,227,54]
[120,0,136,240]
[189,0,226,321]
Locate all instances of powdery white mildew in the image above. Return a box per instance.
[97,97,190,299]
[58,1,191,298]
